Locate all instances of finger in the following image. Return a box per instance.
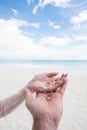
[44,74,68,92]
[55,73,66,83]
[60,73,68,83]
[53,74,65,90]
[25,88,35,109]
[61,73,68,78]
[62,74,68,83]
[46,72,58,77]
[55,74,68,92]
[58,79,68,96]
[64,73,68,77]
[55,80,62,88]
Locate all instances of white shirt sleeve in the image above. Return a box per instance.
[0,89,25,118]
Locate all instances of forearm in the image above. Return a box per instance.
[32,117,58,130]
[0,88,25,118]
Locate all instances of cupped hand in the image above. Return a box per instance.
[25,74,68,127]
[25,72,63,93]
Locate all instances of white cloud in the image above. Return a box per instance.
[33,0,70,14]
[33,5,39,15]
[0,18,64,60]
[11,9,19,17]
[0,18,44,59]
[75,36,87,41]
[0,18,87,60]
[70,10,87,26]
[28,22,40,28]
[48,20,61,29]
[40,36,72,46]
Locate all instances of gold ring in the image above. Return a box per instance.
[46,93,52,101]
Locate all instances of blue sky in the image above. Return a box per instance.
[0,0,87,60]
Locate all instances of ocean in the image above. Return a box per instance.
[0,60,87,70]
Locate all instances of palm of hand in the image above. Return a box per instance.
[28,94,50,118]
[34,93,63,125]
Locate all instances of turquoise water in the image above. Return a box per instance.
[0,60,87,70]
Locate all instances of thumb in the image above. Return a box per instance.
[46,72,58,77]
[25,88,33,99]
[25,88,35,109]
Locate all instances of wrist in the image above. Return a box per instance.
[17,88,26,100]
[24,81,34,92]
[32,115,58,130]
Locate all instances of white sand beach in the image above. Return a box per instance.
[0,65,87,130]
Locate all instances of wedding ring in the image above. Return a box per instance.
[46,82,50,87]
[46,93,52,101]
